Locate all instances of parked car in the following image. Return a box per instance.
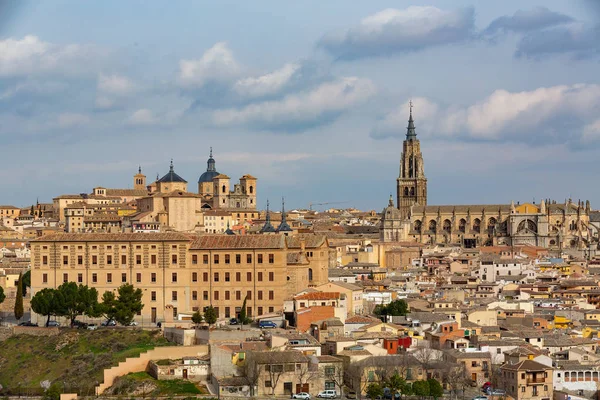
[72,320,86,328]
[292,392,311,399]
[18,321,37,327]
[129,321,138,326]
[101,319,116,326]
[346,391,357,399]
[472,396,488,400]
[258,320,278,329]
[46,321,60,327]
[86,323,98,330]
[229,318,238,325]
[487,389,506,397]
[317,390,338,399]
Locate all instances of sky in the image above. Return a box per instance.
[1,0,600,211]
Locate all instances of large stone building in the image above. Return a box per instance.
[29,233,330,324]
[380,107,593,251]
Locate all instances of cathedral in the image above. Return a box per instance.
[380,105,593,251]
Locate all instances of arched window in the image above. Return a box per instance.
[222,185,226,194]
[459,219,466,233]
[569,220,577,231]
[414,220,422,232]
[250,186,254,194]
[404,187,409,196]
[443,219,451,233]
[308,268,313,281]
[487,218,497,234]
[429,220,437,233]
[473,218,481,233]
[410,187,415,196]
[409,155,414,178]
[517,219,537,233]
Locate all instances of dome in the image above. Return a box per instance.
[157,160,187,183]
[198,147,220,183]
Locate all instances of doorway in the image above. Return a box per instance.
[296,383,309,393]
[151,307,157,323]
[284,382,293,395]
[183,369,188,379]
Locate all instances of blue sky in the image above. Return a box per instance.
[1,0,600,211]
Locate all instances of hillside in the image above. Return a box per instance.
[0,328,172,395]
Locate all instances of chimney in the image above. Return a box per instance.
[300,240,306,251]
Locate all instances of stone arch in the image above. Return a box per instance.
[459,218,466,233]
[308,268,313,281]
[443,219,451,233]
[249,186,254,194]
[413,220,422,232]
[221,185,226,194]
[428,219,437,233]
[410,187,415,196]
[473,218,481,233]
[517,219,537,233]
[487,217,497,234]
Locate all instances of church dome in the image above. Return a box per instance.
[157,160,187,183]
[198,148,220,183]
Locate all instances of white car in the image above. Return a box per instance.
[292,393,311,400]
[317,390,337,399]
[86,323,98,330]
[472,396,488,400]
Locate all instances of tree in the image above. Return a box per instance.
[31,288,60,327]
[386,373,411,400]
[324,362,345,398]
[427,379,443,400]
[203,305,217,325]
[55,282,100,326]
[0,286,5,305]
[366,383,383,400]
[192,310,203,325]
[112,284,144,325]
[373,299,409,318]
[239,295,250,324]
[21,271,31,297]
[411,381,430,400]
[98,290,117,321]
[14,272,24,321]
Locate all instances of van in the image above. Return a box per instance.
[259,320,278,329]
[317,390,337,399]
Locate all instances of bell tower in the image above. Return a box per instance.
[134,166,146,191]
[397,101,427,220]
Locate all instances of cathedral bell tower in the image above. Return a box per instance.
[397,102,427,219]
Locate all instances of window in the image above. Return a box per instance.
[236,254,241,263]
[192,291,197,301]
[258,272,263,282]
[265,381,271,388]
[173,307,177,318]
[258,291,263,300]
[214,272,219,282]
[203,291,209,301]
[122,273,127,283]
[225,307,231,318]
[42,255,48,265]
[247,290,252,300]
[107,255,112,265]
[151,254,157,264]
[151,291,156,301]
[92,255,98,265]
[247,254,252,263]
[42,273,48,283]
[225,254,230,264]
[268,254,274,263]
[325,382,335,390]
[214,255,219,264]
[107,273,112,283]
[269,291,274,300]
[78,273,83,283]
[92,273,98,283]
[521,387,525,393]
[258,306,263,315]
[236,272,241,281]
[192,272,197,282]
[257,254,263,264]
[269,272,274,281]
[203,254,209,264]
[151,273,156,283]
[236,291,241,301]
[63,273,68,283]
[224,272,230,282]
[172,254,177,265]
[214,291,219,300]
[192,255,198,264]
[203,272,208,282]
[121,255,127,265]
[136,255,142,265]
[247,272,252,281]
[269,306,274,313]
[172,272,177,283]
[77,255,83,265]
[63,255,69,265]
[225,291,230,300]
[172,291,177,301]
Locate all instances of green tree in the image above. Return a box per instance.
[386,373,410,400]
[203,305,217,325]
[113,284,144,325]
[239,295,250,324]
[31,288,60,327]
[14,272,24,321]
[0,286,5,305]
[21,270,31,297]
[427,379,443,400]
[99,290,117,321]
[56,282,100,326]
[412,381,430,400]
[192,310,203,325]
[366,383,384,399]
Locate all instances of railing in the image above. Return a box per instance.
[527,377,545,384]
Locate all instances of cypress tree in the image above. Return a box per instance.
[14,272,24,321]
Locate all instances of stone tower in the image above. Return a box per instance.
[397,102,427,220]
[134,166,146,191]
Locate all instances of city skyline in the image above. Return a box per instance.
[1,1,600,210]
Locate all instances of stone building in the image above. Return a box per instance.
[29,233,329,324]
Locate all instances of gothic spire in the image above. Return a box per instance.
[207,147,216,172]
[406,100,417,141]
[276,197,292,232]
[260,200,276,233]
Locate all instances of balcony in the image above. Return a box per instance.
[526,377,546,384]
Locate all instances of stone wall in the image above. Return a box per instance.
[163,328,197,346]
[96,344,208,395]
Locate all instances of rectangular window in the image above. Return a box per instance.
[192,255,198,264]
[136,255,142,265]
[77,255,83,265]
[92,273,97,283]
[92,255,98,265]
[192,291,197,301]
[151,273,156,283]
[269,271,274,281]
[236,291,241,301]
[258,272,263,281]
[63,255,69,265]
[225,272,230,282]
[269,290,274,300]
[214,255,219,264]
[247,290,252,300]
[172,291,177,301]
[107,255,112,265]
[151,254,157,264]
[203,272,208,282]
[203,291,209,301]
[225,307,231,318]
[192,272,198,282]
[269,306,274,313]
[257,254,263,264]
[63,273,68,283]
[151,291,156,301]
[172,272,177,283]
[225,291,230,300]
[136,273,142,283]
[225,254,230,264]
[203,254,209,264]
[173,307,177,318]
[172,254,177,265]
[121,255,127,265]
[268,254,274,264]
[43,273,48,283]
[258,306,263,315]
[121,273,127,283]
[214,291,219,301]
[247,272,252,281]
[258,291,263,300]
[236,254,241,264]
[247,306,252,317]
[214,272,219,282]
[236,272,241,281]
[42,255,48,265]
[78,273,83,283]
[247,254,252,263]
[107,273,112,283]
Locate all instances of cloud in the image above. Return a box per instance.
[318,6,475,60]
[371,84,600,147]
[97,73,134,95]
[483,7,573,37]
[583,119,600,142]
[0,35,103,77]
[127,109,156,126]
[233,63,300,98]
[515,22,600,59]
[58,113,90,128]
[0,80,66,101]
[178,42,240,88]
[212,77,376,132]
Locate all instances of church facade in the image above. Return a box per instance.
[381,107,593,251]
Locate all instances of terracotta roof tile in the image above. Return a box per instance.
[33,233,190,242]
[294,292,340,301]
[190,235,285,249]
